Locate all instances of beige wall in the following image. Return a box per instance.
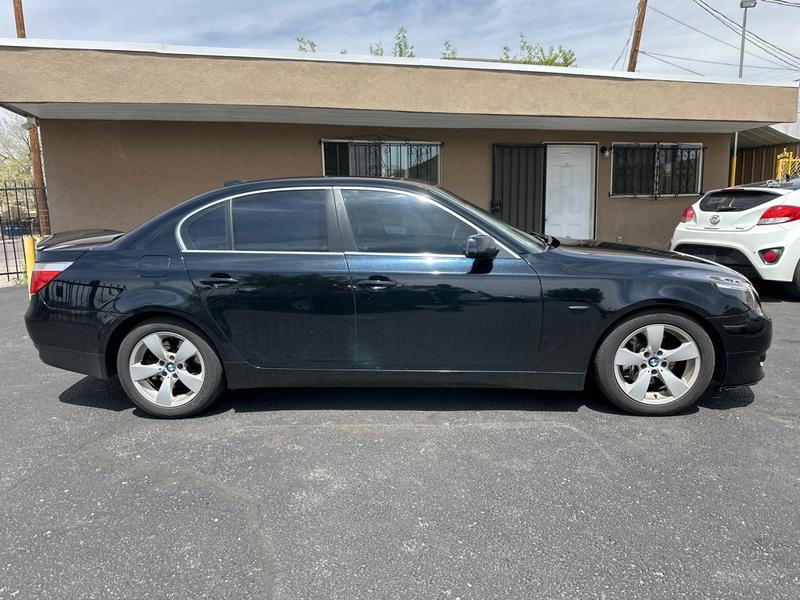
[2,46,796,124]
[40,120,730,248]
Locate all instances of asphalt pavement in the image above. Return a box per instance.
[1,283,798,599]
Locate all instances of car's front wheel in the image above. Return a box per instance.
[594,311,715,415]
[116,318,226,418]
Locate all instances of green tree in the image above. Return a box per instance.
[392,26,415,57]
[441,40,457,60]
[501,33,576,67]
[296,37,317,53]
[0,112,32,183]
[369,41,384,56]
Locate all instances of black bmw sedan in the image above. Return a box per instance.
[25,178,771,417]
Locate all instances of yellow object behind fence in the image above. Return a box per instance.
[23,236,37,296]
[776,149,800,181]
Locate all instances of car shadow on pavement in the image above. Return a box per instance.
[58,376,133,412]
[209,386,615,416]
[58,376,755,418]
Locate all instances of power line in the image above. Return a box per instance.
[693,0,800,62]
[639,50,705,75]
[642,50,800,70]
[648,4,790,69]
[690,0,800,68]
[762,0,800,7]
[612,12,637,70]
[689,0,798,68]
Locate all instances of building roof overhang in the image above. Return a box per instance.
[1,38,797,133]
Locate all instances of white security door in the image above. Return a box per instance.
[544,145,596,239]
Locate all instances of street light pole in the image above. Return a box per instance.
[731,0,757,187]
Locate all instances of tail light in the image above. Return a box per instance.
[757,205,800,226]
[680,205,696,224]
[30,262,72,294]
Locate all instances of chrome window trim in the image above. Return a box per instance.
[181,250,343,255]
[347,252,467,258]
[336,186,520,259]
[175,186,333,252]
[175,184,520,259]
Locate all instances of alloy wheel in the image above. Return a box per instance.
[128,331,205,407]
[612,324,702,405]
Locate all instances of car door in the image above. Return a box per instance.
[180,187,356,369]
[335,186,542,371]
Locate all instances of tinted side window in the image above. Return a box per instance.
[341,189,478,254]
[232,190,329,251]
[182,202,231,250]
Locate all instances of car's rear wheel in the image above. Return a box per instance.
[116,318,225,418]
[594,311,715,415]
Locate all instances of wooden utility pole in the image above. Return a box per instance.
[626,0,649,72]
[12,0,51,235]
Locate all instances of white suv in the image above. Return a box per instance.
[671,178,800,299]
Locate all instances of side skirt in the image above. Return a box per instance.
[224,363,586,392]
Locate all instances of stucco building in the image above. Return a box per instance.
[1,38,797,248]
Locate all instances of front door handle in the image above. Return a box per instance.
[199,273,239,287]
[355,276,397,290]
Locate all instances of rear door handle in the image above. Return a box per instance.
[199,273,239,287]
[355,276,397,290]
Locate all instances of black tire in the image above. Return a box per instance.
[784,260,800,301]
[116,318,226,418]
[593,311,715,416]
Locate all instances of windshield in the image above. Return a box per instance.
[430,187,548,253]
[699,190,779,212]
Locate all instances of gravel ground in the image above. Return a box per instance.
[1,283,798,599]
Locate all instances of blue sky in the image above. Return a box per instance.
[0,0,798,81]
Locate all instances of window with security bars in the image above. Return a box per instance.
[611,143,702,196]
[322,140,441,184]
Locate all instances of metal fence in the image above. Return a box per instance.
[0,181,43,283]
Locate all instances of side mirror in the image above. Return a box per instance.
[464,234,499,259]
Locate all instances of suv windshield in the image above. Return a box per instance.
[430,188,548,253]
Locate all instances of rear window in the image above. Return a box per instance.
[182,202,231,250]
[699,190,779,212]
[232,189,329,252]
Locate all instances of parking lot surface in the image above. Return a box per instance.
[1,284,799,599]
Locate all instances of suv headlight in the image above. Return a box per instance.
[711,275,763,315]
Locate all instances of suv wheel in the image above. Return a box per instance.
[117,318,225,418]
[594,311,715,415]
[784,259,800,301]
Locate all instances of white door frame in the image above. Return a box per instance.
[543,142,599,239]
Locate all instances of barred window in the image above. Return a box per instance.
[612,143,702,196]
[322,140,440,184]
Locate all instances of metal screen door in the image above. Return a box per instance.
[491,145,546,233]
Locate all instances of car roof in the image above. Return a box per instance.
[213,176,439,196]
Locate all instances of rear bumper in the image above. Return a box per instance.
[25,293,113,379]
[709,310,772,387]
[35,344,107,379]
[671,225,799,283]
